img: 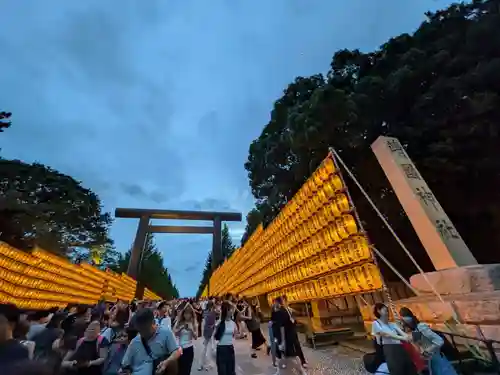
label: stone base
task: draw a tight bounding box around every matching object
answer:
[362,292,500,340]
[410,264,500,295]
[360,266,500,343]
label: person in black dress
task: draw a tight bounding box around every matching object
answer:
[273,296,307,374]
[241,302,270,359]
[193,302,203,338]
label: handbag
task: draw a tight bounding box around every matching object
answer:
[363,338,385,373]
[401,341,427,373]
[363,352,384,374]
[141,336,178,375]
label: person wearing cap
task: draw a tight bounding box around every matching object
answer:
[120,308,181,375]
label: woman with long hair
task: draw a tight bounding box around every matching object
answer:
[241,301,270,359]
[272,296,306,375]
[213,301,237,375]
[399,307,458,375]
[198,300,217,371]
[371,303,417,375]
[234,300,248,339]
[174,304,197,375]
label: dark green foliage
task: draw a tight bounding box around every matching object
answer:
[0,158,113,256]
[244,0,500,280]
[240,207,263,246]
[196,224,235,297]
[110,234,179,299]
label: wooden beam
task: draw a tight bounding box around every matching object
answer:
[148,225,214,234]
[115,208,242,222]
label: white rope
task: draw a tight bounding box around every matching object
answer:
[370,246,420,296]
[330,148,453,316]
[330,150,399,317]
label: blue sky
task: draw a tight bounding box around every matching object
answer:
[0,0,452,296]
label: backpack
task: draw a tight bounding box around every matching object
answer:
[362,339,385,373]
[363,352,384,374]
[76,335,105,352]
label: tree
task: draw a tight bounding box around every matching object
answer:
[0,112,11,133]
[221,223,236,259]
[110,234,179,299]
[196,252,213,298]
[240,207,263,246]
[196,224,236,297]
[0,159,113,256]
[244,0,500,281]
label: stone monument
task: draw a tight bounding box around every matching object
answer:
[363,136,500,342]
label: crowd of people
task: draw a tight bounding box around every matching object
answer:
[0,293,309,375]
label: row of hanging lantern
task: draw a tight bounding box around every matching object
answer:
[244,235,372,295]
[209,157,338,294]
[209,154,383,299]
[266,263,383,304]
[0,242,161,309]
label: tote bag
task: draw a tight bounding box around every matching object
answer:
[401,341,426,373]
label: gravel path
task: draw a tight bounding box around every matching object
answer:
[190,335,368,375]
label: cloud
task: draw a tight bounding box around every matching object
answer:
[0,0,454,296]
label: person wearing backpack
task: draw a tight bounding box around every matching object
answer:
[101,323,128,375]
[61,320,109,375]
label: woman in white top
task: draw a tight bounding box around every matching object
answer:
[213,301,238,375]
[371,303,417,375]
[174,304,198,375]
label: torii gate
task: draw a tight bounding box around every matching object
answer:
[115,208,242,299]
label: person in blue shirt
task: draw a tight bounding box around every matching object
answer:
[120,308,180,375]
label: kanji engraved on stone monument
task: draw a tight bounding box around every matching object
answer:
[386,138,407,159]
[400,163,421,180]
[415,186,439,211]
[435,219,461,241]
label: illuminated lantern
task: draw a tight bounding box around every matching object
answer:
[334,194,350,214]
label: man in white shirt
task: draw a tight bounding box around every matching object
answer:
[156,301,172,328]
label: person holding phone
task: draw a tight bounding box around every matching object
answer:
[120,309,180,375]
[173,304,197,375]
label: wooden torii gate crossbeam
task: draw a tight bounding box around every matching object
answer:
[115,208,242,299]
